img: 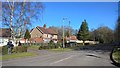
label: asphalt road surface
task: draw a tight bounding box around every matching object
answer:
[2,50,117,66]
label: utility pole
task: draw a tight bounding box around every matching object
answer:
[69,21,70,37]
[68,21,70,43]
[62,18,67,48]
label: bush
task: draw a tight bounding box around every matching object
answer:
[38,46,43,50]
[49,40,54,44]
[14,46,28,53]
[42,46,46,49]
[54,44,59,48]
[57,43,62,48]
[39,45,48,50]
[2,45,28,55]
[2,45,8,55]
[0,47,2,53]
[38,43,62,50]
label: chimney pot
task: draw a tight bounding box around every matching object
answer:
[43,24,46,29]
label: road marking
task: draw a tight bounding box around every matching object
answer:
[50,55,74,65]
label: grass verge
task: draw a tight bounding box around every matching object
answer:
[113,51,120,63]
[0,52,37,60]
[49,48,73,52]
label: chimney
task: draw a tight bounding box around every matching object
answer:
[43,24,46,29]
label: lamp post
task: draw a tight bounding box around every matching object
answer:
[62,18,67,48]
[68,21,71,43]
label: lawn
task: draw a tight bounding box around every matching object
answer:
[0,52,37,60]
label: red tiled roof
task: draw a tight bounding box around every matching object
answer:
[20,38,26,41]
[46,28,57,34]
[66,36,77,40]
[0,28,11,37]
[37,26,57,35]
[70,36,77,40]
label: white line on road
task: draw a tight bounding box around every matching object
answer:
[50,55,75,65]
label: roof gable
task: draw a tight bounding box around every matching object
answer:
[36,26,57,35]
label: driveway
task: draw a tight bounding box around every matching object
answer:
[2,49,117,67]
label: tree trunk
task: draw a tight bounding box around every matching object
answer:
[8,1,15,41]
[83,40,85,45]
[25,39,26,44]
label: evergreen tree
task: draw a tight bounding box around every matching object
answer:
[77,20,89,45]
[24,29,31,43]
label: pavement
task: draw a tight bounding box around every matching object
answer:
[2,49,117,67]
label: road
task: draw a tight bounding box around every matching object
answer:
[2,50,117,66]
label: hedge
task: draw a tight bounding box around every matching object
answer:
[38,43,62,50]
[2,46,8,55]
[14,46,28,53]
[2,45,28,55]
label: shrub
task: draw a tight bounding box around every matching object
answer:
[38,43,62,50]
[49,40,54,44]
[38,44,48,50]
[0,47,2,54]
[14,46,28,53]
[57,43,62,48]
[2,45,28,55]
[50,45,55,49]
[45,46,49,49]
[2,45,8,55]
[23,46,28,52]
[38,46,43,50]
[55,44,59,48]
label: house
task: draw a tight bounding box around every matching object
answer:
[0,28,11,46]
[19,38,26,43]
[19,37,44,44]
[66,35,98,46]
[0,28,18,47]
[30,37,43,43]
[65,35,78,47]
[30,24,58,43]
[66,35,77,43]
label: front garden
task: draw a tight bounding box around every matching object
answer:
[0,45,37,60]
[0,41,88,60]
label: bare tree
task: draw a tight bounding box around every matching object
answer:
[48,26,74,40]
[2,1,44,40]
[93,26,114,43]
